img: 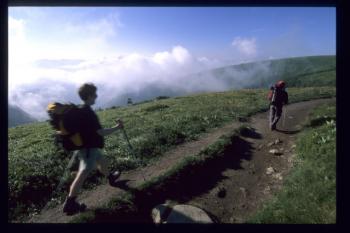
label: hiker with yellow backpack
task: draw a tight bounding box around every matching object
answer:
[267,80,289,131]
[47,83,124,215]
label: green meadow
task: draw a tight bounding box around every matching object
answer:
[8,55,336,222]
[8,86,335,221]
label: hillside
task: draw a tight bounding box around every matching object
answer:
[202,55,335,89]
[8,86,335,222]
[29,98,335,223]
[8,105,38,128]
[106,55,335,108]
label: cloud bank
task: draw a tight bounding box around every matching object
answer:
[9,14,231,120]
[9,45,231,120]
[8,11,284,122]
[8,15,269,121]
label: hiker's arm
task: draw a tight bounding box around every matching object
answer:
[97,127,118,136]
[97,120,123,136]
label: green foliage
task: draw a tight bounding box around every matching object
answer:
[142,104,169,112]
[266,56,336,88]
[8,86,335,222]
[248,103,336,223]
[73,192,139,223]
[305,102,336,127]
[284,70,335,87]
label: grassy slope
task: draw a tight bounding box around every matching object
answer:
[8,55,336,221]
[247,101,336,223]
[8,86,335,221]
[74,101,336,224]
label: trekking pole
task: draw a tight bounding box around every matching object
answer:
[116,120,146,181]
[121,127,134,157]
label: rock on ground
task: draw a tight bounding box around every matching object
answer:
[151,204,213,224]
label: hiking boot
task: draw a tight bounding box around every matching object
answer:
[63,196,86,215]
[108,170,121,186]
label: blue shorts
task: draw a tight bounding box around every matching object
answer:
[73,148,103,173]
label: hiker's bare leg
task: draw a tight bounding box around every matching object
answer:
[68,169,90,197]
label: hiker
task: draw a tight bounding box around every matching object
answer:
[62,83,124,215]
[268,80,288,131]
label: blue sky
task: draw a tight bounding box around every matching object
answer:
[8,7,336,119]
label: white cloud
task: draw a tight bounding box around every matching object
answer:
[9,80,80,120]
[231,37,257,57]
[153,46,191,65]
[9,45,226,120]
[151,46,195,77]
[8,13,234,121]
[197,56,225,69]
[172,45,192,64]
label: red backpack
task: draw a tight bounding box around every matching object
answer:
[267,86,277,102]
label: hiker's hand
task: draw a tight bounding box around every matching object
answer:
[115,119,124,129]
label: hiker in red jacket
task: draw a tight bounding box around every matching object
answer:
[63,83,124,215]
[268,80,288,131]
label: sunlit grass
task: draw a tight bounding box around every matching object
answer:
[8,86,335,222]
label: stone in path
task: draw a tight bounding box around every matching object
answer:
[151,204,213,224]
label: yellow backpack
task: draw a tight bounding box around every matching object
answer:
[47,103,83,151]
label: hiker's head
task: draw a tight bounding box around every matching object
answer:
[276,80,286,89]
[78,83,98,105]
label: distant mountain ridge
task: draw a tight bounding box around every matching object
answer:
[8,105,38,128]
[105,55,335,107]
[209,55,335,88]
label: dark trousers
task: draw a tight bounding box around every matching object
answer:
[269,104,282,129]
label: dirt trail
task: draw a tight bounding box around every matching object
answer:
[185,98,335,223]
[29,98,334,223]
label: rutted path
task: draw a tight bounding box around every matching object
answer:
[184,98,335,223]
[29,98,334,223]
